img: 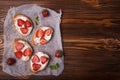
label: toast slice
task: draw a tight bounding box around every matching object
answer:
[13,14,33,36]
[14,39,33,61]
[32,27,53,45]
[30,52,49,73]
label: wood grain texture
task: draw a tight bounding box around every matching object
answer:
[0,0,120,80]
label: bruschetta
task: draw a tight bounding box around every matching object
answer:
[32,27,53,45]
[14,39,33,61]
[13,14,33,36]
[30,52,49,72]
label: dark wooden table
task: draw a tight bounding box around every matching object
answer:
[0,0,120,80]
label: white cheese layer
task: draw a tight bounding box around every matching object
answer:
[21,56,29,61]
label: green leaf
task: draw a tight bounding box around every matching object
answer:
[50,63,59,70]
[58,50,63,56]
[34,16,39,25]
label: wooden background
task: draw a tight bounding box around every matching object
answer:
[0,0,120,80]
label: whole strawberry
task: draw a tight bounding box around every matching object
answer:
[42,9,50,17]
[55,50,63,58]
[7,58,16,65]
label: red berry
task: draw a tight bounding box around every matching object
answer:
[55,50,63,58]
[15,42,24,51]
[42,9,49,17]
[23,48,32,56]
[20,27,28,34]
[7,58,16,65]
[17,19,25,27]
[40,56,48,64]
[40,38,47,45]
[36,29,44,38]
[45,28,52,36]
[15,51,22,59]
[33,63,41,71]
[25,20,32,28]
[32,55,40,63]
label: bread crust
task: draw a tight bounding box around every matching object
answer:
[32,31,36,46]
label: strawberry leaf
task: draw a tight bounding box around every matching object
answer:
[58,50,63,56]
[34,16,39,25]
[50,63,59,70]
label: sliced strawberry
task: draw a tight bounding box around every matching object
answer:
[32,55,40,63]
[15,42,24,51]
[36,29,44,38]
[45,29,52,36]
[25,20,32,28]
[15,51,22,59]
[41,31,45,39]
[20,27,28,34]
[32,63,41,71]
[23,48,32,56]
[40,56,48,64]
[17,19,25,27]
[40,38,47,45]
